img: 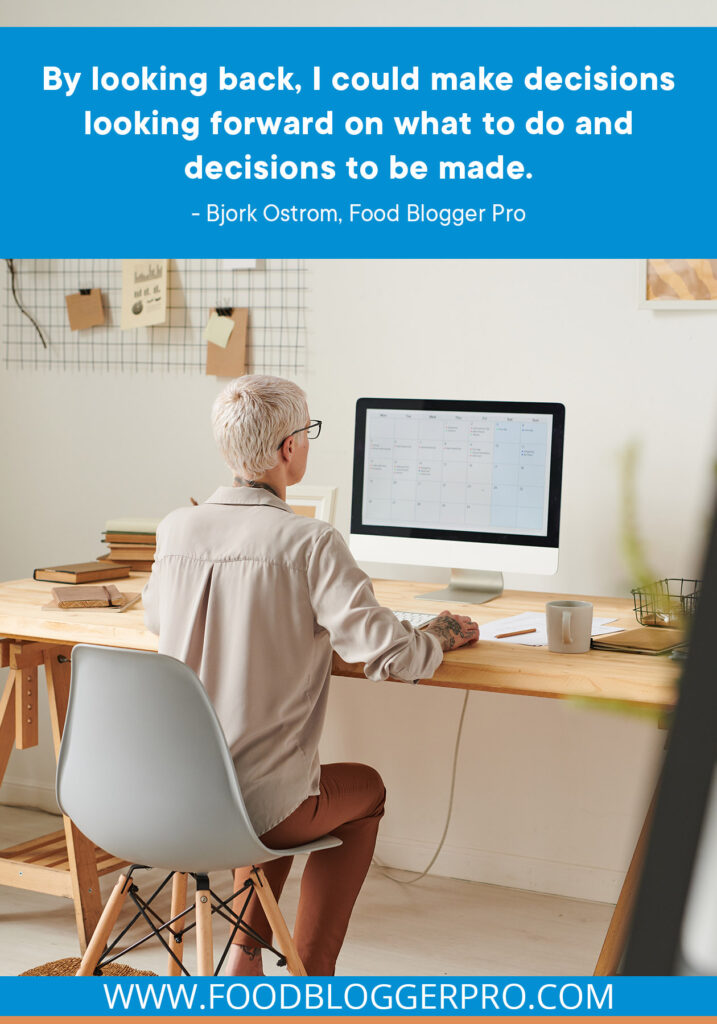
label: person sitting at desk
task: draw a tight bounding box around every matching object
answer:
[142,374,479,977]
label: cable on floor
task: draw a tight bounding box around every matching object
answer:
[372,689,470,885]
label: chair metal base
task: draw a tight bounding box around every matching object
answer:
[76,866,301,977]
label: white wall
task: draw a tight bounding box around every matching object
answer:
[2,259,715,904]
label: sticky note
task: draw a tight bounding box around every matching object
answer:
[65,289,105,330]
[203,311,235,348]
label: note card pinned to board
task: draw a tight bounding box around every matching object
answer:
[65,288,105,330]
[206,307,248,377]
[120,259,168,330]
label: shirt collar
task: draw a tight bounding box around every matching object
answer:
[204,484,294,513]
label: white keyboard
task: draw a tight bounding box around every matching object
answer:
[391,609,437,629]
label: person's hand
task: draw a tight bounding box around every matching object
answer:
[423,610,480,651]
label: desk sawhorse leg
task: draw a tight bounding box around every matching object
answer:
[593,782,659,975]
[0,640,126,953]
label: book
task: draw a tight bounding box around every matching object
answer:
[98,556,154,572]
[104,516,161,533]
[103,531,156,545]
[34,561,131,584]
[591,626,685,655]
[51,584,125,608]
[106,540,156,548]
[105,545,156,560]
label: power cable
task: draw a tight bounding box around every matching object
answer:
[373,689,470,885]
[5,259,48,349]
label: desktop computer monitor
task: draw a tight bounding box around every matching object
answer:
[350,398,565,603]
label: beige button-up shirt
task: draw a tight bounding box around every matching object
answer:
[142,485,442,835]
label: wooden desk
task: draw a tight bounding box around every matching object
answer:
[0,575,678,964]
[340,581,677,710]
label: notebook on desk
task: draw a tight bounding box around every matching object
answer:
[591,626,685,655]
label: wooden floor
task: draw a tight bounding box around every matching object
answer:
[1,806,613,976]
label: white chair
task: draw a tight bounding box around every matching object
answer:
[56,644,341,976]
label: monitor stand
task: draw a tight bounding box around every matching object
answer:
[416,568,504,605]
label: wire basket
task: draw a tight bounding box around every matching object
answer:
[631,578,701,627]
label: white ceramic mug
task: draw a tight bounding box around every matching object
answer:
[546,600,593,654]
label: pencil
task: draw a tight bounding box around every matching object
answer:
[495,627,537,639]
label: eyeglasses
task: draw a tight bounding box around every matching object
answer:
[277,419,322,449]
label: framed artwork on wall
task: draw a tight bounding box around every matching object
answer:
[286,485,338,524]
[639,259,717,309]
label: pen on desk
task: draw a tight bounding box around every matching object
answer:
[495,627,537,639]
[117,593,142,614]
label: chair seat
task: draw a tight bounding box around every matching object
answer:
[264,833,343,859]
[160,833,343,876]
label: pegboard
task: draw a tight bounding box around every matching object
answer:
[2,259,306,374]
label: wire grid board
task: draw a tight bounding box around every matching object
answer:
[2,259,306,373]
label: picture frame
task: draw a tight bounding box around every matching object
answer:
[639,259,717,310]
[285,484,338,524]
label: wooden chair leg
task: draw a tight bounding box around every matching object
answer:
[76,874,131,976]
[251,867,307,976]
[168,872,188,975]
[195,883,214,976]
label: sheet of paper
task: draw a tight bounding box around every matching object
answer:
[203,311,234,348]
[120,259,168,329]
[223,259,257,270]
[65,288,105,330]
[206,307,248,377]
[590,622,624,637]
[480,612,622,646]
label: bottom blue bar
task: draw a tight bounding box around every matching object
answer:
[0,975,716,1016]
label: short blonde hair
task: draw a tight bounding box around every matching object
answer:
[211,375,308,478]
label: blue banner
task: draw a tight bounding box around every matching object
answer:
[0,27,715,256]
[1,975,717,1016]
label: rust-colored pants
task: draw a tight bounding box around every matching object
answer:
[233,762,386,976]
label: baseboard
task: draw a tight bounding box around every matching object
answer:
[0,786,621,903]
[375,834,621,904]
[0,779,59,815]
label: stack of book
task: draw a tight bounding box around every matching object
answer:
[99,517,160,572]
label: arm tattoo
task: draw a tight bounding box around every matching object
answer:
[425,615,464,650]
